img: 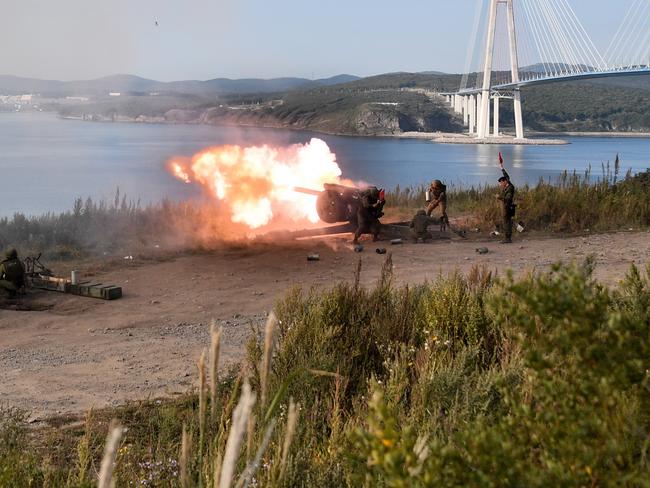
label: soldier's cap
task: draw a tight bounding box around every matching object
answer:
[498,176,509,182]
[431,179,443,188]
[5,248,17,259]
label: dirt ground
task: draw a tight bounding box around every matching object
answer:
[1,229,649,420]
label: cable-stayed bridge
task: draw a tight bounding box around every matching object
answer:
[443,0,650,140]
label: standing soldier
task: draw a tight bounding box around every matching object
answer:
[0,248,26,297]
[425,180,449,231]
[353,187,385,244]
[496,153,515,244]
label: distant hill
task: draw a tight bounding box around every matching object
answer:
[316,74,360,85]
[0,73,361,97]
[520,63,597,74]
[8,70,648,135]
[591,76,650,91]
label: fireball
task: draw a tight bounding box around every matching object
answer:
[167,138,343,229]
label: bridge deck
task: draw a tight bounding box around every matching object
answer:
[442,67,650,96]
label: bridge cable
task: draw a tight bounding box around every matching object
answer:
[551,0,593,73]
[607,0,646,69]
[604,0,640,67]
[566,0,607,71]
[460,0,486,91]
[520,0,555,77]
[619,0,650,68]
[542,0,580,74]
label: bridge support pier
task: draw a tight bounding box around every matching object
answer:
[506,0,525,139]
[468,95,476,134]
[513,89,523,139]
[475,93,483,137]
[477,0,498,139]
[493,96,499,136]
[463,96,469,126]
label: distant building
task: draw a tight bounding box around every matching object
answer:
[109,92,121,97]
[66,96,90,101]
[20,94,32,102]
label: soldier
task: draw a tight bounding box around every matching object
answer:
[410,209,437,242]
[496,156,516,244]
[0,248,26,297]
[353,187,384,244]
[425,179,449,231]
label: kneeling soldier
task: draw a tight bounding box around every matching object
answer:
[0,248,25,297]
[410,209,437,242]
[426,179,449,231]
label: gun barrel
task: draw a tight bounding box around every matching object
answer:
[292,186,322,196]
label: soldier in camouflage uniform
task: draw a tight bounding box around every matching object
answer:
[410,209,437,242]
[425,180,449,231]
[0,248,25,297]
[353,187,384,244]
[496,160,516,244]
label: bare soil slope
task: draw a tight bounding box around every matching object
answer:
[1,230,648,419]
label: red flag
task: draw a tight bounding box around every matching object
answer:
[498,152,504,165]
[379,189,385,202]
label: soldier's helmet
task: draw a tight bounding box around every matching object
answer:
[416,209,427,216]
[5,248,17,259]
[431,179,443,189]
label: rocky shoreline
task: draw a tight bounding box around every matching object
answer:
[59,112,650,142]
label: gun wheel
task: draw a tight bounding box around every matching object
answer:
[316,190,348,224]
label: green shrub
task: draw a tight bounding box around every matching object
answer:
[389,165,650,234]
[2,260,648,486]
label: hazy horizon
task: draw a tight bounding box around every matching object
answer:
[0,0,637,82]
[0,71,364,83]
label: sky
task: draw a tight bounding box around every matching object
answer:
[0,0,636,81]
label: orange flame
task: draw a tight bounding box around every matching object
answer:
[167,138,343,229]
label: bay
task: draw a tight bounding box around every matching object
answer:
[0,112,648,216]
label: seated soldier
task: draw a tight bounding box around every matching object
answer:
[425,179,449,231]
[410,209,437,242]
[0,248,26,298]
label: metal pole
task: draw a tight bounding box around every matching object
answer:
[478,0,498,139]
[506,0,524,139]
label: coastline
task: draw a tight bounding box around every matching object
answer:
[528,130,650,138]
[55,113,650,141]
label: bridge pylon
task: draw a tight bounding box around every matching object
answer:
[477,0,524,140]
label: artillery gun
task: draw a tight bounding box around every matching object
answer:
[294,183,385,225]
[285,183,465,241]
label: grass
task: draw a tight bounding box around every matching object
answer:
[0,190,249,261]
[1,256,649,486]
[389,162,650,234]
[1,164,649,262]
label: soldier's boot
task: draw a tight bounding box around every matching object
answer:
[0,280,17,298]
[441,214,449,232]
